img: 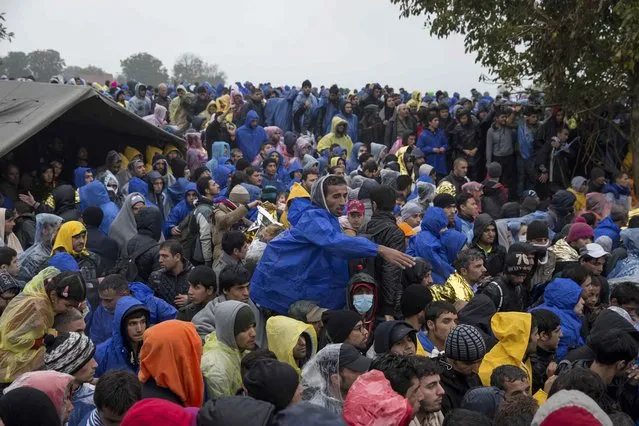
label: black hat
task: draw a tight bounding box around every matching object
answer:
[527,220,548,241]
[243,360,299,411]
[400,284,433,318]
[324,310,361,344]
[433,193,456,208]
[444,324,486,362]
[338,344,371,372]
[188,265,216,290]
[234,306,256,336]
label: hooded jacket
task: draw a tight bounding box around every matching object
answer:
[126,206,162,282]
[347,142,365,174]
[406,207,454,284]
[146,171,171,221]
[237,110,268,160]
[266,316,318,375]
[127,83,152,117]
[94,296,149,377]
[163,183,198,238]
[197,397,275,426]
[363,209,406,317]
[530,278,584,360]
[201,301,251,397]
[346,272,379,335]
[316,116,354,156]
[457,294,498,349]
[250,175,378,314]
[417,127,449,176]
[74,167,92,189]
[594,216,621,251]
[471,214,506,277]
[17,214,63,282]
[49,185,79,222]
[337,110,359,143]
[207,141,231,173]
[439,358,483,415]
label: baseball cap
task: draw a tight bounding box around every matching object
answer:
[579,243,609,260]
[347,200,365,215]
[339,343,372,372]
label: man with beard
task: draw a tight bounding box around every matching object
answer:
[478,244,533,312]
[471,214,507,277]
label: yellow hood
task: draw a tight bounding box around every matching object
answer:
[266,316,317,376]
[330,116,348,134]
[145,146,163,172]
[281,183,310,228]
[163,144,180,157]
[124,146,143,163]
[216,94,231,114]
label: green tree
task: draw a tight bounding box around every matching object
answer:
[391,0,639,188]
[63,65,109,80]
[0,13,13,43]
[172,53,226,86]
[0,51,28,77]
[120,52,169,86]
[27,49,65,80]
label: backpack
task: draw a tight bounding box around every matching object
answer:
[113,240,160,283]
[180,202,215,263]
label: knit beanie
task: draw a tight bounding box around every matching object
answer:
[504,251,533,276]
[324,310,361,344]
[243,360,299,411]
[531,390,612,426]
[229,185,250,206]
[487,162,502,178]
[566,223,594,243]
[444,324,486,362]
[234,306,256,336]
[400,284,433,318]
[400,202,423,221]
[526,220,548,241]
[44,332,96,375]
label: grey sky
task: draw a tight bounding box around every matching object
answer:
[2,0,494,95]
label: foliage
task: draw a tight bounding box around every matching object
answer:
[26,50,65,80]
[63,65,110,80]
[0,13,13,43]
[0,51,28,77]
[120,52,169,86]
[172,53,226,86]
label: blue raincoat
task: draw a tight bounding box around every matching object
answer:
[163,183,198,237]
[236,110,268,160]
[94,296,148,377]
[609,228,639,280]
[529,278,584,360]
[206,141,231,173]
[79,181,119,235]
[594,216,621,250]
[292,91,317,133]
[166,177,189,207]
[442,229,468,264]
[406,207,454,284]
[213,160,235,193]
[417,128,449,176]
[250,177,378,314]
[347,142,365,174]
[74,167,92,189]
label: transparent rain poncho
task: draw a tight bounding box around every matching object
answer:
[17,214,63,282]
[301,343,344,416]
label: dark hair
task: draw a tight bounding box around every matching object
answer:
[562,264,590,286]
[219,264,251,292]
[82,206,104,228]
[302,80,312,88]
[245,166,260,177]
[46,271,86,302]
[628,216,639,229]
[52,307,84,331]
[490,365,528,389]
[443,409,492,426]
[362,160,378,173]
[235,158,250,172]
[371,354,425,397]
[262,158,277,170]
[98,274,129,293]
[590,329,638,365]
[240,348,278,378]
[323,176,347,192]
[454,249,484,271]
[370,185,396,212]
[302,169,319,181]
[549,367,606,404]
[412,355,443,377]
[229,171,249,193]
[456,192,475,210]
[397,175,412,192]
[196,176,213,196]
[187,265,216,291]
[221,231,246,256]
[94,370,141,415]
[358,153,373,165]
[611,282,639,306]
[493,394,538,426]
[425,301,457,324]
[607,412,635,426]
[159,239,183,257]
[0,247,17,267]
[611,204,629,225]
[580,212,596,227]
[329,84,339,95]
[327,165,343,174]
[531,309,561,335]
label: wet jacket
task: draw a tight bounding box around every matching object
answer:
[49,185,80,222]
[439,358,482,415]
[147,260,192,306]
[201,301,249,397]
[457,294,498,350]
[477,274,524,313]
[126,207,162,283]
[406,207,454,285]
[198,396,276,426]
[531,278,585,360]
[417,128,449,175]
[266,316,317,375]
[79,181,119,235]
[452,122,479,152]
[85,224,119,274]
[127,83,152,117]
[432,271,475,304]
[363,210,406,317]
[471,214,506,277]
[316,116,354,156]
[94,297,148,377]
[237,110,268,160]
[163,183,198,238]
[594,216,621,250]
[250,176,378,314]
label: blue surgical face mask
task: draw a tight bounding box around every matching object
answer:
[353,294,374,315]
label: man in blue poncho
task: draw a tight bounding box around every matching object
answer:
[251,175,415,314]
[236,110,268,161]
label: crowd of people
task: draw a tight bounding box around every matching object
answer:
[0,75,636,426]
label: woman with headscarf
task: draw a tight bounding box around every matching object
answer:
[0,209,22,253]
[4,371,74,424]
[0,386,61,426]
[17,213,63,282]
[293,136,313,162]
[185,132,208,172]
[109,193,146,255]
[0,268,86,385]
[138,320,204,407]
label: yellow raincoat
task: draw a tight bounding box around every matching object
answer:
[51,221,88,256]
[163,144,180,158]
[431,271,474,303]
[0,267,60,383]
[215,94,233,124]
[124,146,143,163]
[317,116,353,156]
[478,312,547,404]
[266,316,317,376]
[396,146,410,176]
[145,146,163,172]
[567,188,586,213]
[280,183,310,228]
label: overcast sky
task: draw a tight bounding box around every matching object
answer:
[2,0,494,95]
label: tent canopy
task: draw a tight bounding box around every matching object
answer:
[0,80,184,159]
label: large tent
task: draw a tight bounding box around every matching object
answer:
[0,80,184,160]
